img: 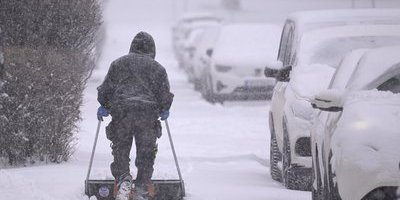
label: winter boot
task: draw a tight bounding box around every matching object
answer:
[115,175,133,200]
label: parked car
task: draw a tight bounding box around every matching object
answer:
[311,45,400,200]
[179,28,205,78]
[172,12,221,63]
[200,23,281,102]
[265,9,400,191]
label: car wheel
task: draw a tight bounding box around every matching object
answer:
[282,128,296,189]
[269,114,282,182]
[200,74,208,98]
[282,119,312,191]
[203,74,222,103]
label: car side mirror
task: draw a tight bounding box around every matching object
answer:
[206,49,213,57]
[276,65,292,82]
[264,61,291,82]
[265,65,292,82]
[264,67,280,78]
[311,89,344,112]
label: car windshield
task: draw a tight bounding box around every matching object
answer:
[299,36,400,68]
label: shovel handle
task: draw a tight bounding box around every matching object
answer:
[86,120,102,183]
[165,119,185,196]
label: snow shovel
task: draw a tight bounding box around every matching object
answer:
[84,119,185,200]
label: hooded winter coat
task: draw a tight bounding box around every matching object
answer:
[97,32,174,117]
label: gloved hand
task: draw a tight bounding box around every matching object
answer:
[97,106,109,121]
[159,110,169,121]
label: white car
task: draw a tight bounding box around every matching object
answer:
[172,12,221,62]
[200,23,281,102]
[264,9,400,191]
[311,45,400,200]
[179,28,205,78]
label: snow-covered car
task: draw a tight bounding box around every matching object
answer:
[264,9,400,191]
[172,12,221,63]
[179,28,205,79]
[189,27,220,90]
[200,23,281,102]
[311,45,400,200]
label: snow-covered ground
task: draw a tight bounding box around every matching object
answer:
[0,0,311,199]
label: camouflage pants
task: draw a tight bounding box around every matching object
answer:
[106,111,161,186]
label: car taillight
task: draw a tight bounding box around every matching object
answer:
[215,65,232,72]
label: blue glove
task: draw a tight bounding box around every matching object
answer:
[97,106,109,121]
[159,110,169,121]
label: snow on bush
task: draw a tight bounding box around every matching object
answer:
[0,0,102,165]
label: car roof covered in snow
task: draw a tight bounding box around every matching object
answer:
[287,9,400,37]
[346,45,400,90]
[297,25,400,66]
[213,23,282,66]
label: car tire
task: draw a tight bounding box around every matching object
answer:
[269,114,282,182]
[282,128,296,190]
[282,119,312,191]
[203,74,222,103]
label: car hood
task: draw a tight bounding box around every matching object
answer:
[331,90,400,176]
[330,90,400,199]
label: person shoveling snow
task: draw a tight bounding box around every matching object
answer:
[97,31,174,200]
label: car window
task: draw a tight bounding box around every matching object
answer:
[300,36,400,68]
[377,73,400,93]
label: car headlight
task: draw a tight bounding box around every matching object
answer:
[352,120,369,130]
[215,65,232,72]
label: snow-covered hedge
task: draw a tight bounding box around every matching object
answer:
[0,0,102,165]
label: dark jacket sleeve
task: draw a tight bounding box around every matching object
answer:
[97,62,117,109]
[155,67,174,112]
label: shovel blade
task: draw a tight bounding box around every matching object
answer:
[85,179,184,200]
